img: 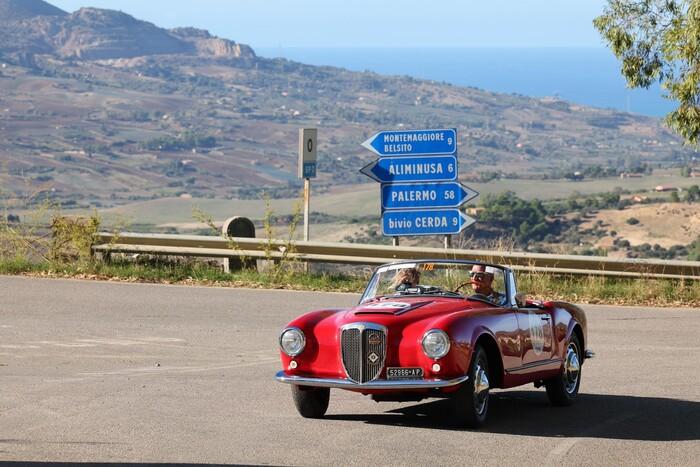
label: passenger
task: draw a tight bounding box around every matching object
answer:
[391,267,420,291]
[469,264,505,305]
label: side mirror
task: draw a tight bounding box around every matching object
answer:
[514,293,527,308]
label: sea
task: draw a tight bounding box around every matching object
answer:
[256,47,674,118]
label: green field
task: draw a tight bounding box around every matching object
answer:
[93,169,698,226]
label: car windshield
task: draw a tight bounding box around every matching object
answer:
[360,261,508,306]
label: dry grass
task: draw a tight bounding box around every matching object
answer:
[2,255,699,307]
[3,201,699,307]
[519,271,700,307]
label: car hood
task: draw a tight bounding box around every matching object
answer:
[335,296,493,327]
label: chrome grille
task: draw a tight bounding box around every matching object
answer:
[341,323,387,383]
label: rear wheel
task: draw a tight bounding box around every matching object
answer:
[545,334,582,406]
[291,385,330,418]
[450,345,490,428]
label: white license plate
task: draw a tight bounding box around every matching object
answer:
[387,367,424,379]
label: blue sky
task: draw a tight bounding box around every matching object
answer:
[50,0,609,48]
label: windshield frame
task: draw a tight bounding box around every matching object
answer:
[359,259,515,306]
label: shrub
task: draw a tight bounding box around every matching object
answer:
[50,214,100,265]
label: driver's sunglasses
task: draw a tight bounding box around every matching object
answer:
[470,272,487,280]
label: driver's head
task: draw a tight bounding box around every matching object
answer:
[394,267,420,288]
[470,264,494,293]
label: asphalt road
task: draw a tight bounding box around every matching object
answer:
[1,276,699,466]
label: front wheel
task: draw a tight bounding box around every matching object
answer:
[545,334,582,406]
[450,345,490,428]
[291,385,330,418]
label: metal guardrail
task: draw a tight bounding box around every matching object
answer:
[93,232,700,280]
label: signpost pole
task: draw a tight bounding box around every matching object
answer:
[298,128,317,274]
[304,178,310,242]
[444,235,452,249]
[393,237,399,247]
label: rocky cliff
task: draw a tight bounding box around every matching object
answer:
[170,27,255,58]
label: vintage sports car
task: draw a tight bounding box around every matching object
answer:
[276,260,593,427]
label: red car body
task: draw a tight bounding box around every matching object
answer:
[276,260,592,427]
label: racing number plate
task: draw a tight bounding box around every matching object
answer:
[387,367,424,380]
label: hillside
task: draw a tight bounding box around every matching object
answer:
[0,0,694,210]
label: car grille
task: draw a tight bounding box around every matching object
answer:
[341,324,387,383]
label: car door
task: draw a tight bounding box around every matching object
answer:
[516,306,555,366]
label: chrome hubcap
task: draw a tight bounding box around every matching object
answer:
[473,363,490,415]
[563,342,580,394]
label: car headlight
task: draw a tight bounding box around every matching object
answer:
[279,327,305,356]
[421,329,450,359]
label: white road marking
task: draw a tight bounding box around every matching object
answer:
[544,412,635,465]
[3,337,189,350]
[43,357,279,383]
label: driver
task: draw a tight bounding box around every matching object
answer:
[469,264,505,305]
[391,267,420,291]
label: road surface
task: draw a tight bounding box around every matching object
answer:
[1,276,699,465]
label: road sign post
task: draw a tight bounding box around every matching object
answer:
[299,128,317,242]
[360,128,478,245]
[381,182,478,210]
[360,155,458,183]
[381,209,476,237]
[362,129,457,157]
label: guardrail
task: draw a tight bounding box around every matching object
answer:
[93,232,700,280]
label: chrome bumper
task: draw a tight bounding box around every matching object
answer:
[275,371,469,390]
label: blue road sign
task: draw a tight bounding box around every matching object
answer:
[381,182,478,210]
[382,209,476,236]
[302,162,316,178]
[362,129,457,157]
[360,155,457,183]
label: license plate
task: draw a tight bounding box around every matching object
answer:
[387,367,424,380]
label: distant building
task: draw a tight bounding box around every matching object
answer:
[655,185,676,192]
[620,172,643,179]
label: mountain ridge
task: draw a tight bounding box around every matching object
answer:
[0,0,67,21]
[0,0,255,60]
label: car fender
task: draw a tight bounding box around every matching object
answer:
[281,308,348,376]
[426,308,509,382]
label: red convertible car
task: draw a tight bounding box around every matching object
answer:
[276,260,593,427]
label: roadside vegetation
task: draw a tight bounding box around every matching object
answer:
[1,208,699,307]
[2,254,699,307]
[2,193,700,307]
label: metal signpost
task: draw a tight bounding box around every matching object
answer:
[381,182,478,210]
[359,155,458,183]
[360,128,477,247]
[361,128,457,157]
[382,209,476,236]
[299,128,317,242]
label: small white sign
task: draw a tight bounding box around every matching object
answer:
[298,128,317,179]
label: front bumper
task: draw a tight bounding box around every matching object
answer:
[275,371,469,390]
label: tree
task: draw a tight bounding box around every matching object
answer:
[685,184,700,201]
[594,1,700,144]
